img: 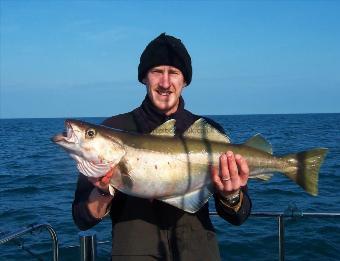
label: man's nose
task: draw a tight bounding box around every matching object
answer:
[159,72,170,88]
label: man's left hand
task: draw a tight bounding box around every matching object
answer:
[211,151,249,198]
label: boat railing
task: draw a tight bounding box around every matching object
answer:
[211,204,340,261]
[0,222,59,261]
[1,205,340,261]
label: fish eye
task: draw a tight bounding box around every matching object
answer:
[86,128,96,138]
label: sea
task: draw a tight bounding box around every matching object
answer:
[1,113,340,261]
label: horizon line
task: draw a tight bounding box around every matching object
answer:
[1,112,339,120]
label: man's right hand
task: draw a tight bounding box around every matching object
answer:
[88,167,116,193]
[87,167,116,219]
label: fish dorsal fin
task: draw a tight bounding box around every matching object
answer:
[244,134,273,154]
[150,119,176,137]
[183,118,230,143]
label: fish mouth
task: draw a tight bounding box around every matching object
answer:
[52,120,78,144]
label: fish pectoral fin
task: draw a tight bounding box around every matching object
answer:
[159,185,214,213]
[250,174,273,181]
[121,173,134,189]
[182,118,230,143]
[150,119,176,137]
[244,134,273,154]
[117,160,134,189]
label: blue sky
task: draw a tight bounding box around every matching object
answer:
[1,0,339,119]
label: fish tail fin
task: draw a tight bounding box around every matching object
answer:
[282,148,328,196]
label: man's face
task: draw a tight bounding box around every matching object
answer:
[143,65,186,116]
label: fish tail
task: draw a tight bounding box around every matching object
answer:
[282,148,328,196]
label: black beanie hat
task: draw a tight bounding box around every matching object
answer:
[138,33,192,85]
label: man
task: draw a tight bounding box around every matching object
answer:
[73,33,251,260]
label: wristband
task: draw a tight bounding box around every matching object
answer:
[221,190,241,207]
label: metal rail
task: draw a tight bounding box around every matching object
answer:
[210,206,340,261]
[1,208,340,261]
[0,222,59,261]
[78,207,340,261]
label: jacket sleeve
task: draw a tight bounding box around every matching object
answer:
[214,186,252,226]
[72,173,102,230]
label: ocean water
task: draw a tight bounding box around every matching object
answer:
[1,114,339,260]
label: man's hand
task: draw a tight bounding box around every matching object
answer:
[87,167,116,219]
[211,151,249,198]
[88,167,115,193]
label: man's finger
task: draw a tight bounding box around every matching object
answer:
[220,153,230,181]
[227,151,239,180]
[210,165,224,192]
[235,154,249,186]
[100,167,116,185]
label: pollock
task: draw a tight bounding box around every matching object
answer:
[52,118,328,213]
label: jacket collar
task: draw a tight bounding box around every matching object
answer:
[141,95,185,119]
[135,95,186,134]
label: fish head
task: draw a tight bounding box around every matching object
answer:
[52,119,125,177]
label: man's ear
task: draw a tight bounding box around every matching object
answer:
[142,78,147,84]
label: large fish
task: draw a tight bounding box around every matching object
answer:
[52,118,327,213]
